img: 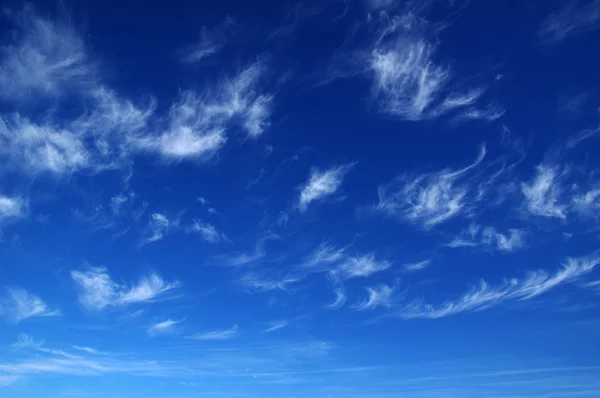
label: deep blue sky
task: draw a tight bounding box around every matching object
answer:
[1,0,600,397]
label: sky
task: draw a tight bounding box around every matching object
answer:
[0,0,600,397]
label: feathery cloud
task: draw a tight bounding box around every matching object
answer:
[263,320,289,333]
[139,213,178,246]
[188,325,238,340]
[302,242,348,270]
[71,267,179,311]
[404,259,432,271]
[398,253,600,319]
[0,6,95,100]
[1,287,60,323]
[363,13,498,121]
[181,17,235,64]
[326,288,347,309]
[298,163,354,212]
[333,254,391,280]
[374,145,486,228]
[447,225,526,252]
[539,0,600,45]
[189,219,220,243]
[521,163,568,219]
[0,195,27,223]
[352,284,396,310]
[239,273,300,292]
[148,318,185,336]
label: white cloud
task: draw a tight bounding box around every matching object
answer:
[0,195,27,223]
[0,6,95,100]
[398,253,600,319]
[11,334,44,350]
[447,225,526,252]
[239,273,300,292]
[71,267,179,311]
[567,124,600,149]
[136,60,273,161]
[1,287,60,323]
[181,17,235,64]
[189,219,220,243]
[220,234,279,267]
[302,242,348,269]
[333,254,391,280]
[364,13,498,121]
[539,0,600,45]
[148,318,185,336]
[573,188,600,217]
[521,163,568,219]
[374,145,486,228]
[0,115,90,175]
[263,320,289,333]
[404,259,432,271]
[326,288,347,309]
[188,325,238,340]
[298,163,354,212]
[139,213,178,246]
[352,284,396,311]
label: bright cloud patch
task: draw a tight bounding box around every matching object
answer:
[71,267,179,311]
[298,163,354,211]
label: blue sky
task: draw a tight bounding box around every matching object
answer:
[1,0,600,396]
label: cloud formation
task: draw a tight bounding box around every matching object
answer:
[1,288,60,323]
[71,267,179,311]
[148,318,185,336]
[447,225,526,252]
[352,284,396,311]
[188,325,238,340]
[539,0,600,45]
[363,13,500,121]
[0,195,27,223]
[298,163,354,212]
[521,163,569,219]
[398,253,600,319]
[181,17,235,64]
[373,145,487,228]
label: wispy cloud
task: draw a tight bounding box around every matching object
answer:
[573,188,600,218]
[404,259,432,271]
[136,60,273,161]
[1,287,60,323]
[521,163,569,219]
[539,0,600,45]
[352,284,396,311]
[181,17,235,64]
[189,219,221,243]
[263,320,289,333]
[333,254,392,280]
[139,213,179,246]
[398,253,600,319]
[239,272,300,292]
[298,163,354,212]
[447,224,526,252]
[0,5,95,100]
[566,123,600,149]
[363,13,498,121]
[373,145,487,228]
[302,242,348,270]
[188,325,238,340]
[0,195,27,223]
[220,234,279,267]
[326,288,347,309]
[148,318,185,336]
[71,267,179,311]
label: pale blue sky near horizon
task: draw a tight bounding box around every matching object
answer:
[1,0,600,397]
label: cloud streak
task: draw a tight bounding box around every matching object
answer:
[0,288,60,323]
[188,325,238,340]
[298,163,354,212]
[539,0,600,45]
[373,145,487,228]
[398,253,600,319]
[71,267,179,311]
